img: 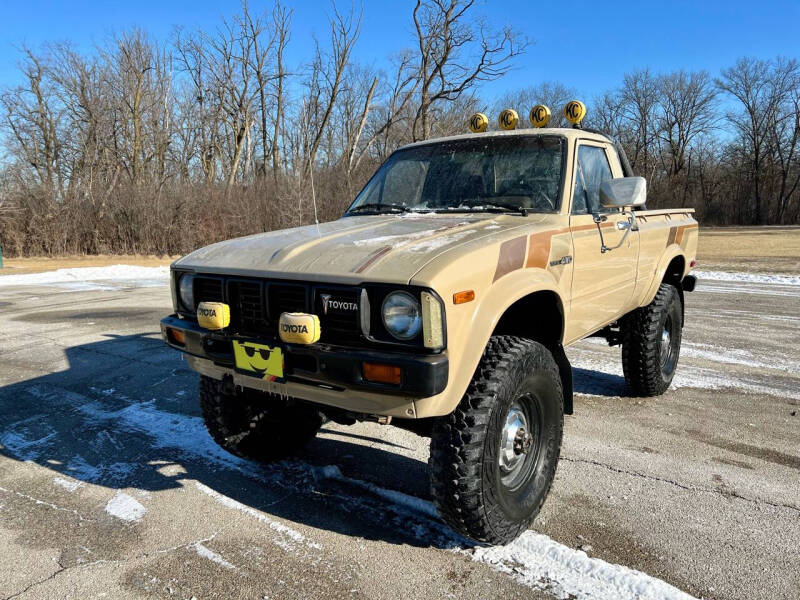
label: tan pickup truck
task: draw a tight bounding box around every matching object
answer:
[161,103,698,544]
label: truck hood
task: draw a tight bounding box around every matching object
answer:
[174,214,538,284]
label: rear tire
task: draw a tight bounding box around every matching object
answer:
[429,336,563,544]
[199,375,323,462]
[621,282,683,396]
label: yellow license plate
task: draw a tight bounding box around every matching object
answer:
[232,341,284,380]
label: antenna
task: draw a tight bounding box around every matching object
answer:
[310,163,321,236]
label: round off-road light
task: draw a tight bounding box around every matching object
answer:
[178,273,195,311]
[382,291,422,340]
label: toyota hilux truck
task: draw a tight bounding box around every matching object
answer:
[161,102,698,544]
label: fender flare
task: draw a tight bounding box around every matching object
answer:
[639,246,687,307]
[439,268,568,416]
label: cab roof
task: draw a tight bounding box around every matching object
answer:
[399,127,613,151]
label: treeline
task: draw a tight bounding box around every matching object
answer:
[0,1,797,257]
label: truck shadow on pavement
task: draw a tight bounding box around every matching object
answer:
[572,367,630,397]
[0,333,466,549]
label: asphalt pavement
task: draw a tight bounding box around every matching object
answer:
[0,275,797,599]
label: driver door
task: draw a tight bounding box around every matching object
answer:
[565,142,639,343]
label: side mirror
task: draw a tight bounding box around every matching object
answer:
[600,177,646,209]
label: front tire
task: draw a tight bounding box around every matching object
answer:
[429,336,563,544]
[621,282,683,396]
[199,375,323,462]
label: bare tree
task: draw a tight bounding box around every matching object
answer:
[717,57,800,223]
[619,69,661,176]
[411,0,527,141]
[657,70,717,178]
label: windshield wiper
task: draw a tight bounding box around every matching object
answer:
[440,202,529,216]
[347,203,411,214]
[481,202,529,216]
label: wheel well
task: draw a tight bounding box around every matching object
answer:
[663,255,685,287]
[492,291,573,415]
[492,290,564,346]
[663,255,686,319]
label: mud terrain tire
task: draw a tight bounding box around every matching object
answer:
[621,282,683,396]
[199,375,323,462]
[429,336,563,544]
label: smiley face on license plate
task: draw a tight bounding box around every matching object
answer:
[232,341,284,381]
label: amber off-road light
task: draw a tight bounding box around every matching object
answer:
[363,362,402,385]
[498,108,519,130]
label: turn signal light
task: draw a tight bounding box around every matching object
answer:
[363,362,402,385]
[453,290,475,304]
[166,327,185,345]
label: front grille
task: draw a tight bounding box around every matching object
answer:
[194,277,224,303]
[316,288,362,345]
[269,283,308,318]
[188,274,365,347]
[228,279,265,332]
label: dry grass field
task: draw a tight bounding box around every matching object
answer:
[698,226,800,273]
[1,226,798,275]
[0,254,178,275]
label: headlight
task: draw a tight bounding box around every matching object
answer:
[382,291,422,340]
[178,273,195,311]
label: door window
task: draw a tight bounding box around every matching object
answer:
[572,145,613,214]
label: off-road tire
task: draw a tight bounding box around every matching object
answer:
[199,375,323,462]
[429,336,563,544]
[621,282,683,396]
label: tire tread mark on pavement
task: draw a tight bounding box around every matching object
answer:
[561,456,800,514]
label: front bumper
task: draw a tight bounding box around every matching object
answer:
[160,315,449,398]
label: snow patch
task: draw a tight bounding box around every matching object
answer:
[352,230,437,247]
[694,270,799,286]
[53,477,82,492]
[0,265,169,290]
[105,491,147,522]
[195,482,321,550]
[193,542,237,570]
[314,464,439,519]
[472,531,696,600]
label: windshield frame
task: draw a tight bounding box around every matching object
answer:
[344,134,568,217]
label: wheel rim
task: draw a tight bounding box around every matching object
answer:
[659,315,678,375]
[498,398,540,489]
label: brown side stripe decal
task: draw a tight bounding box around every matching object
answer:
[493,235,527,282]
[354,245,392,273]
[666,223,697,248]
[527,231,558,269]
[675,223,698,246]
[526,222,613,269]
[666,226,678,247]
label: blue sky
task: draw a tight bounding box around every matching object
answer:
[1,0,799,102]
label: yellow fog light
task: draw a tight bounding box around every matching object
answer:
[197,302,230,330]
[278,312,321,345]
[421,291,444,350]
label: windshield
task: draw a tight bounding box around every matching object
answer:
[346,135,565,215]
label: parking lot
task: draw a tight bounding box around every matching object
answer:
[0,271,798,599]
